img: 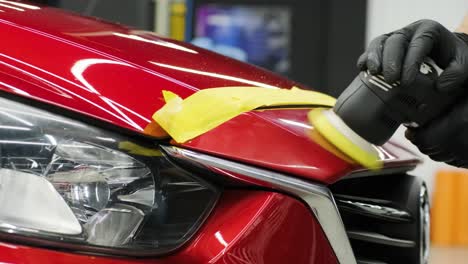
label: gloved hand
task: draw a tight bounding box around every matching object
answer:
[359,19,468,167]
[358,19,468,91]
[405,95,468,167]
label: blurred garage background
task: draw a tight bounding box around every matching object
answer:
[32,0,468,262]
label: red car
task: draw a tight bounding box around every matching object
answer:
[0,2,429,264]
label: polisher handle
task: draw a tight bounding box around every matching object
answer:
[334,59,462,145]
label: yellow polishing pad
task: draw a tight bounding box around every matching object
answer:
[308,108,383,170]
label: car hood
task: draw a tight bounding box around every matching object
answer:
[0,4,419,184]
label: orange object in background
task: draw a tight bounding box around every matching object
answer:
[432,170,468,246]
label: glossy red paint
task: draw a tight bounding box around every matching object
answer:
[0,4,419,184]
[0,190,337,264]
[0,4,296,133]
[181,108,420,184]
[0,3,425,263]
[181,109,354,183]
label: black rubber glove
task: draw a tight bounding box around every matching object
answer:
[407,34,468,167]
[359,20,468,167]
[357,19,468,92]
[405,93,468,167]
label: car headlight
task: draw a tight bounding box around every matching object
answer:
[0,97,219,256]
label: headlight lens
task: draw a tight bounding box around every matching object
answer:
[0,97,218,256]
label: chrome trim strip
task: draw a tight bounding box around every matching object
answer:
[420,184,430,264]
[342,166,418,180]
[161,146,357,264]
[347,230,415,248]
[336,199,411,222]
